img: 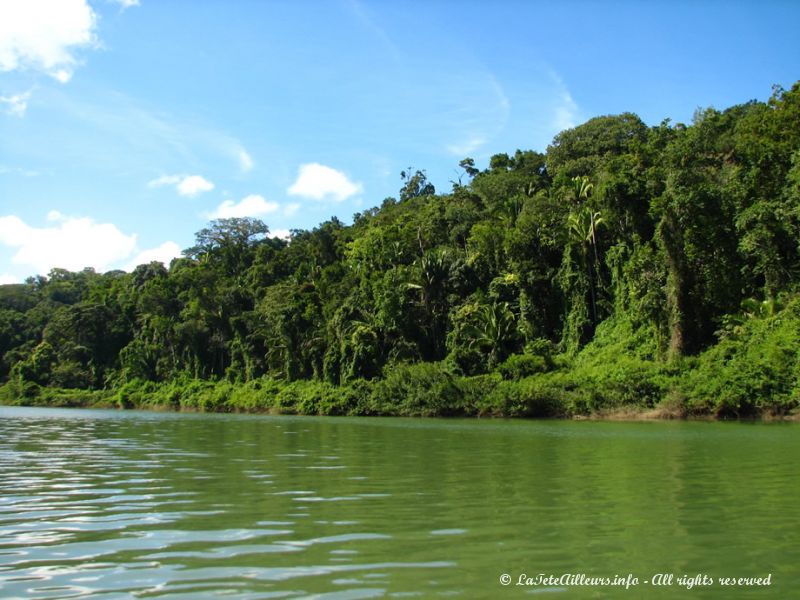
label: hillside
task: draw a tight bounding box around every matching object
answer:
[2,82,800,418]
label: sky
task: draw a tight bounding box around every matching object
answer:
[0,0,799,283]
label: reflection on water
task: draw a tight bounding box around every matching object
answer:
[0,406,797,598]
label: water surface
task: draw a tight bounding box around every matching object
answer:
[0,406,797,598]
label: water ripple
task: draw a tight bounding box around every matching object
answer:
[1,406,798,598]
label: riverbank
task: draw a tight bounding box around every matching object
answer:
[2,364,797,421]
[4,295,799,422]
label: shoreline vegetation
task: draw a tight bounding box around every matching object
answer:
[3,304,800,421]
[2,82,800,421]
[0,382,800,422]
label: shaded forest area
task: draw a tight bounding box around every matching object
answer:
[2,83,800,418]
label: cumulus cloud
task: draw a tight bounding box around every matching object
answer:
[0,0,98,83]
[148,174,215,197]
[206,194,280,219]
[0,212,183,275]
[177,175,215,196]
[287,163,363,202]
[0,91,32,117]
[125,241,182,271]
[0,213,137,273]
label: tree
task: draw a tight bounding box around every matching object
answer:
[459,157,479,178]
[407,248,454,359]
[466,302,518,369]
[566,177,605,328]
[399,168,435,201]
[546,112,648,183]
[185,218,269,275]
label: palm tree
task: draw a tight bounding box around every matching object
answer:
[572,175,594,204]
[467,302,516,368]
[407,249,453,358]
[567,177,605,326]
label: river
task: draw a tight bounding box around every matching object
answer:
[0,406,797,598]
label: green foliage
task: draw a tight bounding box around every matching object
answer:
[682,297,800,416]
[0,380,112,408]
[446,298,521,375]
[273,380,360,415]
[556,314,677,413]
[399,168,435,201]
[497,353,551,380]
[370,362,465,416]
[546,112,648,183]
[483,377,568,417]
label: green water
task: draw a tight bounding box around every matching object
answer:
[0,407,797,599]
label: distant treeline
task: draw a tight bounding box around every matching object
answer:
[2,82,800,418]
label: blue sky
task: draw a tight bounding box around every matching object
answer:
[1,0,798,283]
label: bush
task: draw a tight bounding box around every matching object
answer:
[683,299,800,417]
[370,362,465,416]
[274,380,327,414]
[459,373,502,415]
[484,376,568,417]
[497,353,549,380]
[227,378,283,412]
[115,378,156,408]
[592,358,672,407]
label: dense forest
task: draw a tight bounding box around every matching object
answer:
[2,82,800,418]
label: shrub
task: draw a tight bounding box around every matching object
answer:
[460,373,502,416]
[371,362,465,416]
[484,376,568,417]
[227,378,283,412]
[683,298,800,417]
[497,353,549,380]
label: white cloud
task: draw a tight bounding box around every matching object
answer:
[206,194,280,219]
[177,175,214,196]
[554,90,579,131]
[125,241,181,271]
[543,69,580,133]
[148,174,181,187]
[148,174,214,197]
[52,69,73,83]
[0,91,32,117]
[0,213,137,273]
[113,0,140,8]
[271,229,292,241]
[238,149,254,172]
[446,136,487,157]
[287,163,363,202]
[0,0,98,83]
[0,165,40,177]
[0,212,181,275]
